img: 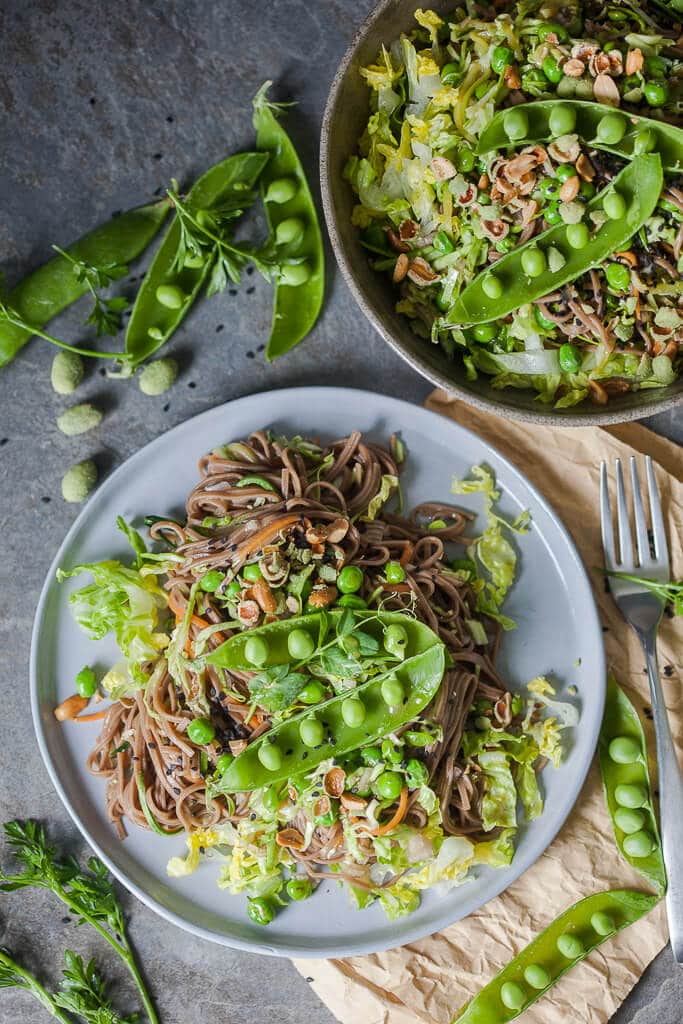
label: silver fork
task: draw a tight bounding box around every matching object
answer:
[601,455,683,962]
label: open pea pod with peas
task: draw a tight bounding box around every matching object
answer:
[206,610,445,792]
[448,154,663,327]
[476,100,683,174]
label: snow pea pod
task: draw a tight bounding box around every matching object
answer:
[0,200,169,370]
[451,889,660,1023]
[125,153,268,367]
[448,154,662,326]
[253,82,324,361]
[476,100,683,174]
[599,674,666,894]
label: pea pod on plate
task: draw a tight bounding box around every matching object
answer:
[599,674,666,894]
[253,82,325,360]
[448,154,663,326]
[125,152,269,367]
[451,889,660,1023]
[0,201,170,369]
[476,100,683,174]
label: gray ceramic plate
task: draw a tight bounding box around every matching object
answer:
[320,0,683,425]
[31,386,605,957]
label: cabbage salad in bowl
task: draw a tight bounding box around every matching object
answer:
[345,0,683,408]
[55,430,576,926]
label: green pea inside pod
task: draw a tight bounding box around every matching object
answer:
[258,741,283,770]
[549,105,577,137]
[155,283,185,309]
[244,635,269,667]
[265,177,298,204]
[482,274,503,299]
[299,716,324,748]
[500,981,526,1011]
[596,113,627,145]
[591,911,616,936]
[341,697,366,727]
[523,964,550,989]
[614,807,646,834]
[556,933,584,959]
[521,246,546,278]
[287,628,315,660]
[608,735,641,764]
[275,217,305,247]
[384,624,408,659]
[503,108,529,142]
[280,262,311,287]
[566,223,590,250]
[615,783,649,808]
[183,250,205,269]
[603,191,627,221]
[623,830,656,858]
[634,129,656,155]
[380,675,404,706]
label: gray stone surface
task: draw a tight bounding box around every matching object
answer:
[0,1,681,1021]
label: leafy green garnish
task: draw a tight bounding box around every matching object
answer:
[605,570,683,614]
[52,245,129,337]
[247,665,309,712]
[55,950,139,1024]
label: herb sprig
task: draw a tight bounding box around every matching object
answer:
[605,570,683,614]
[0,821,157,1024]
[52,247,129,337]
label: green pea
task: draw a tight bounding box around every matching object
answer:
[341,697,366,727]
[482,274,503,299]
[477,192,491,206]
[579,180,596,200]
[491,45,513,74]
[183,251,205,269]
[187,717,216,745]
[244,636,269,666]
[549,106,576,136]
[338,565,364,593]
[441,62,460,85]
[535,307,555,330]
[591,911,616,936]
[75,666,97,699]
[384,624,408,659]
[644,80,668,107]
[495,236,514,254]
[538,22,568,42]
[215,752,234,775]
[455,145,476,173]
[275,217,305,246]
[556,164,577,183]
[500,982,526,1011]
[566,223,589,249]
[596,114,626,145]
[265,177,298,204]
[523,964,550,989]
[521,247,546,277]
[155,283,185,309]
[557,933,584,959]
[300,717,324,748]
[385,560,406,583]
[603,192,626,221]
[559,343,581,374]
[433,230,455,255]
[258,742,283,770]
[375,771,403,800]
[435,287,452,313]
[614,807,646,834]
[298,681,325,705]
[262,785,281,811]
[381,676,404,706]
[338,594,367,609]
[605,262,630,291]
[544,204,562,226]
[633,129,656,155]
[280,262,311,286]
[504,109,529,142]
[199,570,224,592]
[287,628,315,660]
[361,745,382,765]
[615,783,648,809]
[542,55,562,84]
[471,322,496,343]
[286,876,313,901]
[608,735,641,764]
[538,178,560,201]
[406,757,429,787]
[242,563,263,582]
[623,830,656,858]
[381,738,403,765]
[225,579,242,600]
[644,56,667,79]
[247,897,274,926]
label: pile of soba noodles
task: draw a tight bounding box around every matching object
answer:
[61,430,570,921]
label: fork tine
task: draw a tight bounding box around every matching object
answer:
[615,459,634,567]
[630,457,651,567]
[645,455,669,568]
[600,461,617,569]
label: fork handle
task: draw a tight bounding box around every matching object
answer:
[642,633,683,962]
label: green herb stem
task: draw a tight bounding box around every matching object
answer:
[0,949,72,1024]
[0,308,124,361]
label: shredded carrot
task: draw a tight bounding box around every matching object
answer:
[73,709,109,723]
[167,590,226,653]
[234,513,301,562]
[615,250,638,267]
[372,786,409,836]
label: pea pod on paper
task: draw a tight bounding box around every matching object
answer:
[253,82,325,360]
[0,201,170,369]
[448,154,663,327]
[476,100,683,174]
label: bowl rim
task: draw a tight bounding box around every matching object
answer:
[319,0,683,426]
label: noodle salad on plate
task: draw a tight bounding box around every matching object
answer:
[55,430,577,925]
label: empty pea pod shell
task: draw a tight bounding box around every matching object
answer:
[599,674,666,894]
[448,154,662,326]
[476,100,683,174]
[125,152,269,366]
[452,889,660,1023]
[253,82,324,360]
[206,611,445,791]
[0,200,170,370]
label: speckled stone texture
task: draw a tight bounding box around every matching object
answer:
[0,1,681,1022]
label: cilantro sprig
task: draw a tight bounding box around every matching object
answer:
[605,571,683,614]
[52,246,129,337]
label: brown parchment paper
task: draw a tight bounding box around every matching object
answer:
[294,392,683,1024]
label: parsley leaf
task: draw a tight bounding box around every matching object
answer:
[248,665,309,712]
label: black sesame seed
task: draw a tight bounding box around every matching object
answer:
[0,438,8,446]
[173,787,181,795]
[61,916,71,924]
[664,665,674,677]
[216,324,224,333]
[250,812,257,821]
[302,751,308,758]
[246,351,255,359]
[153,152,163,160]
[89,97,96,105]
[229,288,238,296]
[99,367,107,376]
[285,748,293,756]
[246,265,255,276]
[166,114,174,123]
[41,495,51,504]
[188,381,196,389]
[163,403,170,412]
[246,286,255,295]
[257,344,265,352]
